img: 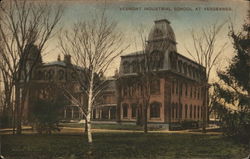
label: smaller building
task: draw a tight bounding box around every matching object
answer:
[92,78,117,121]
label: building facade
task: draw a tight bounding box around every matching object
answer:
[92,78,117,121]
[22,53,85,121]
[117,19,207,128]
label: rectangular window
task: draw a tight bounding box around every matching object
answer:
[122,104,128,118]
[180,83,183,96]
[150,79,160,94]
[185,83,188,96]
[176,81,178,95]
[194,87,196,99]
[190,86,192,98]
[185,104,188,119]
[150,102,161,118]
[190,105,193,119]
[172,81,175,94]
[131,104,137,118]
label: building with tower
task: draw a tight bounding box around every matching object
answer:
[117,19,207,129]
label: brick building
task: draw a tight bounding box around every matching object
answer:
[117,19,207,128]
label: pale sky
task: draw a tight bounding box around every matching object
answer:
[41,0,249,80]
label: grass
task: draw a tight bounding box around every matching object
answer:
[60,123,144,130]
[2,132,249,159]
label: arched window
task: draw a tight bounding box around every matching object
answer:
[123,87,128,97]
[131,61,138,73]
[131,103,137,118]
[153,29,163,38]
[140,60,145,72]
[123,61,130,73]
[178,60,182,73]
[122,103,128,118]
[183,63,187,75]
[36,70,43,80]
[150,102,161,118]
[58,70,65,80]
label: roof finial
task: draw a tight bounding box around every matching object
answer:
[57,54,61,61]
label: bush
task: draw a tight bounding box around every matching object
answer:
[31,99,64,134]
[181,120,199,129]
[221,111,250,144]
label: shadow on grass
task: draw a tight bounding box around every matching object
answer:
[2,132,250,159]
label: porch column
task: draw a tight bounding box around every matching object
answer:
[64,108,66,119]
[108,107,111,120]
[79,108,81,119]
[71,107,74,119]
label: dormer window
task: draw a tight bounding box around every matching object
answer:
[123,61,130,73]
[153,29,163,38]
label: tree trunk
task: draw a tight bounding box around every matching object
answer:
[202,85,207,133]
[86,72,94,144]
[143,103,148,133]
[15,86,22,135]
[85,118,88,133]
[12,106,16,135]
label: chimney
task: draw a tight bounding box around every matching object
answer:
[64,54,71,64]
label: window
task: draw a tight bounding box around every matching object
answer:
[194,87,196,99]
[131,103,137,118]
[123,87,128,96]
[185,104,188,119]
[140,60,145,72]
[197,106,200,119]
[175,103,178,119]
[185,83,188,96]
[179,104,183,119]
[194,105,196,119]
[197,88,200,99]
[180,83,183,96]
[172,81,175,94]
[122,104,128,118]
[190,105,193,119]
[178,61,182,73]
[183,63,187,75]
[58,70,65,80]
[123,61,130,73]
[150,79,160,94]
[150,102,161,118]
[153,29,163,38]
[172,103,175,119]
[190,86,192,98]
[131,61,138,73]
[176,81,178,95]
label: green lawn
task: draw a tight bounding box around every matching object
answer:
[2,132,249,159]
[60,123,143,130]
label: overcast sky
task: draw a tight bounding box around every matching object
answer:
[42,0,249,80]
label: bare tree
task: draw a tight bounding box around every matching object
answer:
[130,24,171,133]
[0,0,63,134]
[185,22,227,132]
[58,11,128,144]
